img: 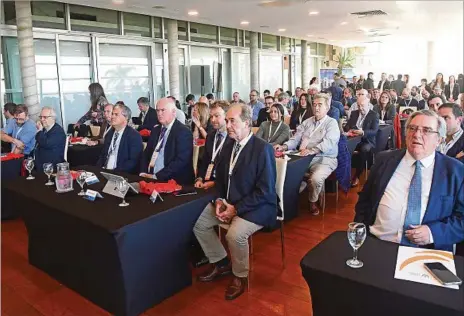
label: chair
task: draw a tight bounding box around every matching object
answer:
[90,126,100,138]
[64,136,70,162]
[284,116,291,125]
[192,145,200,177]
[251,127,259,135]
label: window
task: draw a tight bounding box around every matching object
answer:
[260,54,282,93]
[262,34,278,50]
[318,43,327,56]
[153,17,162,38]
[190,46,219,100]
[244,31,250,48]
[309,42,317,55]
[1,37,23,104]
[238,30,244,47]
[3,1,16,25]
[123,12,150,37]
[281,37,291,53]
[154,44,164,99]
[220,27,237,46]
[31,1,66,29]
[70,4,120,34]
[232,52,250,101]
[190,23,218,44]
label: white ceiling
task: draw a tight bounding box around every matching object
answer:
[66,0,464,47]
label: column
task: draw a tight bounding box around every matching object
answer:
[249,31,259,91]
[15,0,40,120]
[426,41,435,81]
[166,19,180,100]
[301,40,309,89]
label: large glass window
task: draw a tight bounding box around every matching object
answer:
[178,48,187,109]
[295,56,302,88]
[238,30,244,47]
[220,27,237,46]
[1,37,23,104]
[70,5,120,34]
[170,21,188,41]
[190,23,218,44]
[232,52,250,102]
[154,44,164,100]
[31,1,66,29]
[262,34,278,50]
[281,37,292,53]
[60,41,92,127]
[245,31,250,48]
[153,17,162,38]
[222,50,232,100]
[3,1,16,25]
[123,12,150,37]
[190,46,219,100]
[99,43,151,114]
[309,42,317,55]
[318,43,327,56]
[260,54,283,93]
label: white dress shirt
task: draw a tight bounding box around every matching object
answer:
[106,126,125,170]
[441,127,463,154]
[370,151,435,243]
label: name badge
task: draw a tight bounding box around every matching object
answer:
[85,175,100,185]
[149,152,159,169]
[84,189,103,201]
[205,163,214,181]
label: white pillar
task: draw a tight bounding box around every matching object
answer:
[426,41,435,81]
[250,31,259,91]
[301,40,309,89]
[15,0,40,120]
[166,19,179,100]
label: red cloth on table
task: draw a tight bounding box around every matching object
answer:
[139,180,182,195]
[195,139,206,146]
[70,137,83,143]
[139,129,151,137]
[1,153,24,162]
[394,114,402,149]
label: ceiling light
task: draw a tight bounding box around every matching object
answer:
[307,34,314,37]
[340,22,348,25]
[278,28,286,32]
[329,39,335,42]
[112,0,124,4]
[309,11,319,15]
[188,10,199,16]
[241,21,249,25]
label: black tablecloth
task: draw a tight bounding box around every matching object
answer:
[283,155,313,221]
[1,158,24,219]
[67,144,103,168]
[301,231,464,316]
[3,166,215,316]
[346,125,393,156]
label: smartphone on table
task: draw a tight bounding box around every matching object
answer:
[173,188,197,197]
[424,262,462,286]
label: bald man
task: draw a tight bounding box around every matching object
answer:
[140,98,194,184]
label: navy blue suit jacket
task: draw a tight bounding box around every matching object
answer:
[354,150,464,251]
[197,130,234,181]
[97,126,143,174]
[446,132,464,163]
[331,100,345,117]
[141,120,194,185]
[344,110,379,147]
[215,135,277,228]
[35,124,66,171]
[137,107,159,131]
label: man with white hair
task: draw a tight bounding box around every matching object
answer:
[140,98,194,184]
[355,110,464,251]
[347,89,373,119]
[34,106,67,171]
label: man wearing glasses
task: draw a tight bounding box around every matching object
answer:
[346,89,373,119]
[247,89,264,127]
[354,110,464,251]
[0,105,36,156]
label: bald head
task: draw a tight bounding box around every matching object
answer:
[356,89,369,103]
[198,96,208,104]
[156,98,177,125]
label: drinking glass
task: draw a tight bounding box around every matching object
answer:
[43,163,54,186]
[25,158,35,180]
[346,222,367,268]
[76,170,87,196]
[117,179,130,207]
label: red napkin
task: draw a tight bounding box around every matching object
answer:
[195,139,206,146]
[400,113,409,119]
[70,137,83,143]
[139,180,182,195]
[346,131,356,138]
[274,151,284,158]
[1,153,24,162]
[139,129,151,137]
[70,170,79,180]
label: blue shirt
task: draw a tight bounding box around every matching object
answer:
[328,85,343,102]
[6,118,37,155]
[153,120,175,175]
[328,106,341,122]
[3,118,15,133]
[331,100,345,117]
[248,101,265,122]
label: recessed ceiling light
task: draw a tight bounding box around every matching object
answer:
[112,0,124,4]
[309,11,319,15]
[307,34,314,37]
[329,39,335,42]
[241,21,250,25]
[188,10,199,16]
[340,21,348,25]
[278,28,286,32]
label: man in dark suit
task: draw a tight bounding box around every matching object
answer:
[438,103,464,162]
[418,88,430,110]
[398,88,419,112]
[193,104,277,300]
[140,98,194,184]
[391,74,406,96]
[344,97,379,187]
[377,72,391,92]
[363,72,375,91]
[195,101,233,190]
[256,96,273,127]
[97,104,143,174]
[35,107,66,171]
[354,110,464,251]
[135,97,158,131]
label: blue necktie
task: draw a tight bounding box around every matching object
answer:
[401,160,423,246]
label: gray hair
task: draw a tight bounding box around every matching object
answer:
[277,92,289,102]
[312,93,331,109]
[230,103,252,127]
[114,104,132,122]
[406,110,446,139]
[41,106,57,117]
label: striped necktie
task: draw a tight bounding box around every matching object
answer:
[401,160,422,246]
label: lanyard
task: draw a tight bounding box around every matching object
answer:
[103,124,111,138]
[154,128,168,153]
[299,110,307,125]
[357,114,367,129]
[404,98,412,107]
[211,132,226,162]
[307,118,325,139]
[227,133,252,199]
[15,126,24,139]
[268,121,282,142]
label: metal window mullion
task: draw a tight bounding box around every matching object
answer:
[64,3,71,31]
[92,36,99,82]
[186,45,191,93]
[186,21,191,42]
[161,17,165,39]
[150,43,156,103]
[162,43,169,96]
[55,34,66,126]
[217,26,221,45]
[235,29,239,47]
[119,12,124,36]
[242,30,245,48]
[150,16,155,38]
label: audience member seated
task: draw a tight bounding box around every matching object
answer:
[418,88,430,110]
[167,96,186,124]
[185,94,196,119]
[256,103,290,146]
[427,94,445,113]
[389,89,399,107]
[341,88,356,113]
[135,97,158,131]
[373,91,396,124]
[363,72,375,90]
[257,96,273,127]
[205,93,215,106]
[344,96,379,187]
[0,105,36,156]
[398,88,420,111]
[231,92,244,105]
[195,101,233,190]
[248,89,264,126]
[276,93,291,117]
[35,107,66,171]
[96,104,143,174]
[86,103,114,146]
[411,86,422,102]
[2,102,16,133]
[290,93,312,130]
[347,89,372,119]
[370,88,381,106]
[140,98,194,184]
[329,92,345,117]
[438,103,464,161]
[191,102,210,140]
[354,110,464,251]
[194,104,277,301]
[275,94,340,215]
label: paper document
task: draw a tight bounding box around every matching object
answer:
[394,246,459,289]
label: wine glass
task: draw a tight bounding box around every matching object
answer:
[346,222,367,269]
[43,163,54,186]
[117,179,130,207]
[25,158,35,180]
[76,170,87,196]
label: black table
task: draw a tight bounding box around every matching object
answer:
[283,155,313,221]
[67,144,103,168]
[1,157,24,219]
[3,166,215,316]
[346,125,394,156]
[301,231,464,316]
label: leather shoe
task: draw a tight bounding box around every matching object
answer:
[225,276,248,300]
[197,263,232,282]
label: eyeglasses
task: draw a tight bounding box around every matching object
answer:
[406,125,439,136]
[38,115,53,119]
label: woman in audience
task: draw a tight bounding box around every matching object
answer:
[290,93,312,130]
[256,103,290,146]
[404,74,412,90]
[431,72,445,90]
[74,83,108,128]
[191,102,210,140]
[444,75,460,102]
[373,91,396,124]
[309,77,319,86]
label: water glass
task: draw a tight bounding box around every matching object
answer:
[43,163,54,186]
[117,179,130,207]
[346,222,367,268]
[76,170,87,196]
[25,158,35,180]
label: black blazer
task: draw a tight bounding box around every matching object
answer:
[373,104,396,124]
[377,80,391,91]
[418,99,427,110]
[215,135,277,228]
[363,78,375,90]
[391,80,406,96]
[97,126,143,174]
[444,84,460,101]
[398,98,420,112]
[256,108,270,127]
[445,132,464,162]
[141,120,194,185]
[197,129,234,181]
[344,110,379,147]
[137,107,159,131]
[289,108,312,130]
[35,123,66,171]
